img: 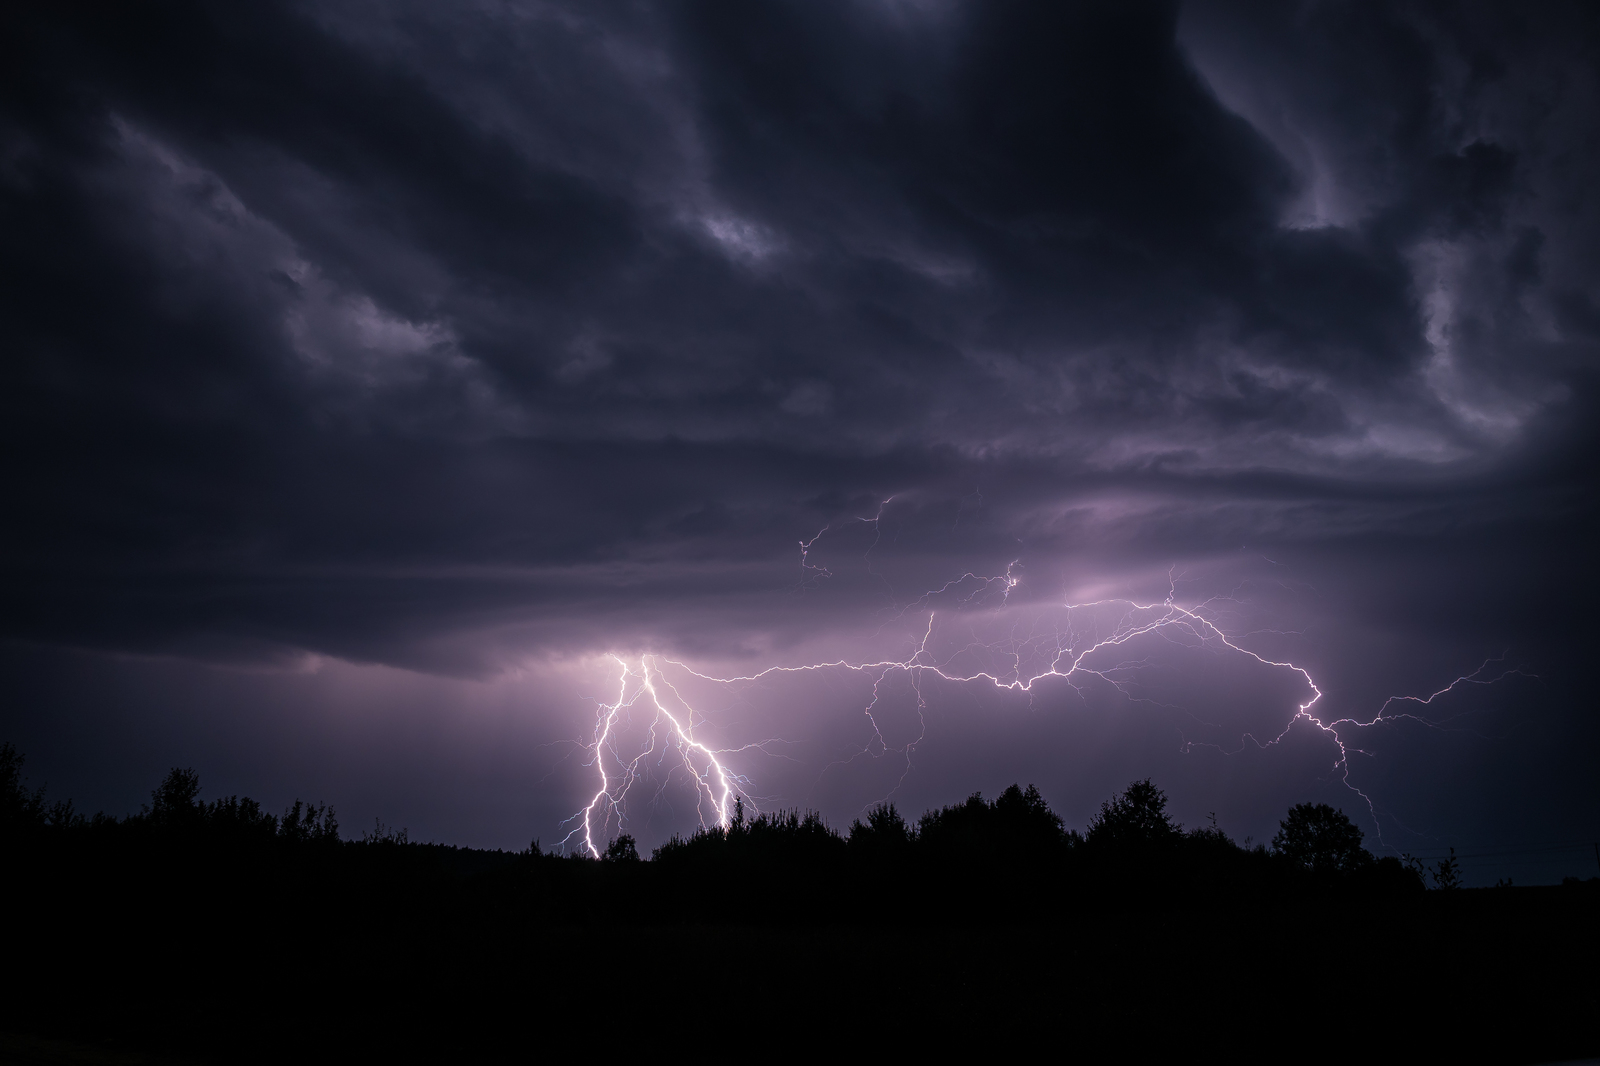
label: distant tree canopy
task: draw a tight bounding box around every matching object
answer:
[2,741,81,831]
[847,801,913,855]
[3,752,339,846]
[1272,803,1368,874]
[138,764,341,843]
[4,741,1434,905]
[603,833,640,862]
[652,803,843,866]
[915,784,1068,857]
[1086,779,1181,848]
[146,766,202,824]
[1,741,44,829]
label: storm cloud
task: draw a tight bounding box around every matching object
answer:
[3,1,1597,870]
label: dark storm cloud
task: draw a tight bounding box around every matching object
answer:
[2,0,1597,670]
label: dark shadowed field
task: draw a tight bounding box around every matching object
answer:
[5,761,1596,1063]
[6,891,1599,1063]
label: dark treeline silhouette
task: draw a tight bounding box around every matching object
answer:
[0,737,1552,939]
[4,742,1597,1064]
[637,781,1426,914]
[3,742,1426,909]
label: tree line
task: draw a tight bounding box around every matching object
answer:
[3,740,1455,905]
[7,740,1596,1064]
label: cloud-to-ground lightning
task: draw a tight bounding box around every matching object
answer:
[565,517,1521,856]
[560,656,764,857]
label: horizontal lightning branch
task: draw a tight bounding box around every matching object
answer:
[563,518,1521,855]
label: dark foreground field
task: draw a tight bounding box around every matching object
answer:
[5,889,1599,1063]
[4,757,1597,1063]
[6,844,1599,1063]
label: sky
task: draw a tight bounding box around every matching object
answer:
[4,0,1598,883]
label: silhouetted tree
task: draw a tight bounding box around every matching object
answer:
[1183,811,1246,865]
[46,798,84,829]
[362,818,409,845]
[1272,803,1369,874]
[917,784,1067,859]
[146,766,203,826]
[653,808,845,869]
[201,794,278,841]
[1430,848,1462,890]
[1187,812,1230,845]
[279,799,340,843]
[916,792,991,853]
[848,802,913,855]
[1,741,47,832]
[1087,779,1181,847]
[993,784,1065,839]
[604,834,640,862]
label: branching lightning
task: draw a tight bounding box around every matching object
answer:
[563,511,1524,856]
[559,655,781,857]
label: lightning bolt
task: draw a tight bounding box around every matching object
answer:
[559,655,775,858]
[565,521,1524,855]
[797,495,893,589]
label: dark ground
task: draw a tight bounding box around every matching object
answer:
[5,874,1597,1063]
[4,768,1593,1062]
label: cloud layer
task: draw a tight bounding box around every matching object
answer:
[3,1,1597,865]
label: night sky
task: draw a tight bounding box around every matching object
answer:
[4,0,1598,883]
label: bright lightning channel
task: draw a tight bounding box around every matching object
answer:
[561,514,1520,857]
